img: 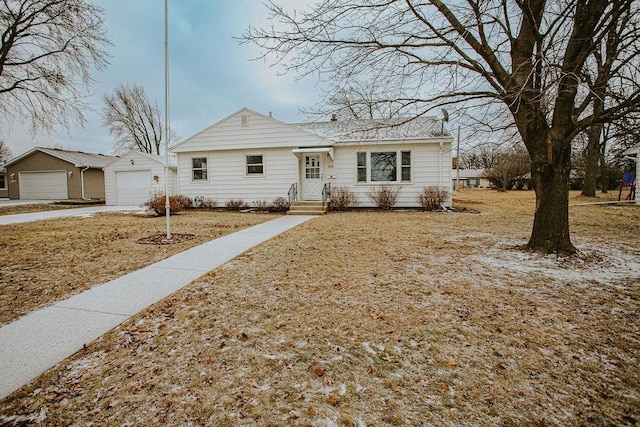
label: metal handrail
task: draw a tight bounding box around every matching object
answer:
[288,183,297,207]
[322,182,331,211]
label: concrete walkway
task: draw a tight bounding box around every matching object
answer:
[0,215,316,400]
[0,205,145,225]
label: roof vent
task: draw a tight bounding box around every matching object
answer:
[241,115,249,127]
[331,114,337,122]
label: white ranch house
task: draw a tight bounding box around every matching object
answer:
[170,108,453,210]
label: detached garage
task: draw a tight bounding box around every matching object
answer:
[103,150,177,206]
[5,147,115,200]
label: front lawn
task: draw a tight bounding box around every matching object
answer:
[1,190,638,425]
[0,211,277,326]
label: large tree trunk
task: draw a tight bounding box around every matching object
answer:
[526,134,576,254]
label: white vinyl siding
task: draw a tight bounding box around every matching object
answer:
[177,148,297,204]
[171,109,329,153]
[104,151,177,206]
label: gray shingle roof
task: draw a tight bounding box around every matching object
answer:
[6,147,116,168]
[38,147,116,168]
[292,116,452,142]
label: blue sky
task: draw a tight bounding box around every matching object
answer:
[1,0,323,157]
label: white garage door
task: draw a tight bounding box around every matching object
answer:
[19,171,68,200]
[116,170,151,206]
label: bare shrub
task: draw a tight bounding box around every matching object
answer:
[330,186,358,211]
[145,195,183,216]
[418,186,449,211]
[367,185,400,210]
[254,200,271,212]
[226,199,249,211]
[202,198,218,210]
[270,197,290,213]
[174,194,193,209]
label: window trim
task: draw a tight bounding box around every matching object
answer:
[355,150,413,184]
[245,153,265,177]
[191,156,208,182]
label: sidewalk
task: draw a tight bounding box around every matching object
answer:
[0,205,145,226]
[0,215,316,400]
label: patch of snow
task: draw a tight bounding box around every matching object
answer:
[339,383,347,395]
[470,240,640,286]
[362,342,377,355]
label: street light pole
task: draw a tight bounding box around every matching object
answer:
[164,0,171,240]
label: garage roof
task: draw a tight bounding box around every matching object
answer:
[5,147,117,168]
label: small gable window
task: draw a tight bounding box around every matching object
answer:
[192,157,208,181]
[246,154,264,176]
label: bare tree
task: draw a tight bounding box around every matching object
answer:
[483,145,532,191]
[103,83,169,155]
[580,1,636,197]
[0,139,12,163]
[244,0,640,254]
[459,144,501,170]
[0,0,109,131]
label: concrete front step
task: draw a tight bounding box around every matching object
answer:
[288,201,329,215]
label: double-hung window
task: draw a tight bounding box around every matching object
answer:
[357,150,412,183]
[0,173,5,190]
[246,154,264,176]
[357,152,367,183]
[192,157,208,181]
[401,151,411,182]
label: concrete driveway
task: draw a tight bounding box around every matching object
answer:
[0,205,147,225]
[0,199,60,207]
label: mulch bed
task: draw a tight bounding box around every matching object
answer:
[136,233,196,245]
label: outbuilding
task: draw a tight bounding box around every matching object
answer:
[4,147,115,200]
[103,149,177,206]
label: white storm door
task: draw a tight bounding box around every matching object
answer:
[302,155,323,200]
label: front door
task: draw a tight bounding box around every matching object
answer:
[302,155,323,200]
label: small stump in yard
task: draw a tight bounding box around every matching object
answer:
[137,233,195,245]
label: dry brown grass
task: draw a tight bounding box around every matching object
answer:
[0,211,277,326]
[1,190,639,426]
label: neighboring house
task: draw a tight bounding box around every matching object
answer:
[0,164,9,199]
[624,144,639,205]
[170,108,453,208]
[0,166,7,199]
[451,169,491,190]
[5,147,115,200]
[103,149,177,206]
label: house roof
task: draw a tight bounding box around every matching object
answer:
[292,116,453,142]
[453,169,487,179]
[103,149,177,169]
[5,147,116,168]
[624,144,640,156]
